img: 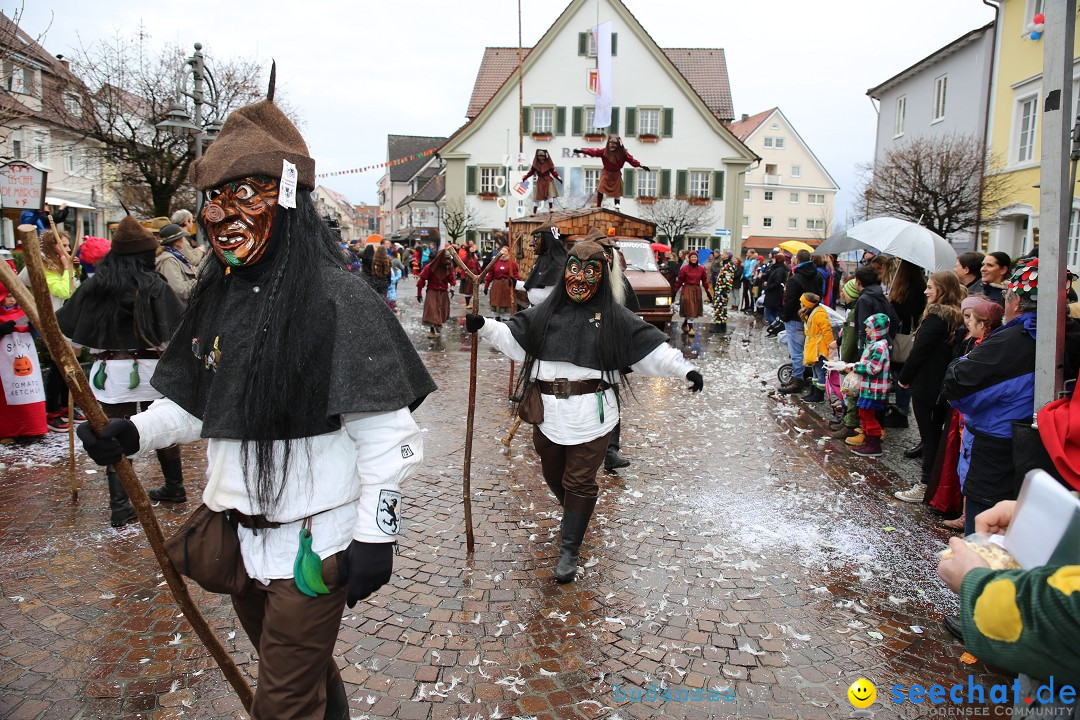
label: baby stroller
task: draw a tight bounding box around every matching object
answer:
[775,305,846,387]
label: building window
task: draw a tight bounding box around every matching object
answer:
[808,193,825,205]
[639,108,661,136]
[789,192,799,203]
[32,130,49,167]
[774,137,785,149]
[8,65,24,93]
[744,189,751,201]
[788,218,798,230]
[763,217,773,228]
[1017,96,1038,163]
[685,236,708,252]
[10,133,22,160]
[65,147,77,174]
[532,107,554,135]
[763,191,774,202]
[637,169,657,197]
[895,96,906,137]
[584,168,601,196]
[1025,0,1045,34]
[1069,208,1080,268]
[585,106,596,131]
[479,166,502,194]
[933,75,948,122]
[65,93,81,118]
[791,165,801,178]
[763,137,774,148]
[742,216,749,227]
[807,218,825,231]
[688,171,710,198]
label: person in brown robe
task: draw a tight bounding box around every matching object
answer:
[417,247,454,337]
[485,246,519,320]
[573,136,649,209]
[673,252,712,337]
[522,149,562,214]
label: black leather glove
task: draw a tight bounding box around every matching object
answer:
[641,166,652,172]
[77,418,140,466]
[340,540,394,608]
[686,370,704,393]
[416,293,423,303]
[0,320,14,337]
[465,314,485,333]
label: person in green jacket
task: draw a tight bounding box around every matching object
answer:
[830,279,862,440]
[938,501,1080,715]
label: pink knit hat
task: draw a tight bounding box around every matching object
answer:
[961,294,1004,327]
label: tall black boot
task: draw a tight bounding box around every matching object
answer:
[323,671,348,720]
[543,476,565,506]
[604,424,629,470]
[554,493,596,583]
[107,467,137,528]
[148,445,187,502]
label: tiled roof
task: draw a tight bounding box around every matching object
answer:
[465,46,733,124]
[387,135,447,183]
[316,185,362,225]
[396,173,445,208]
[742,235,821,251]
[725,108,776,142]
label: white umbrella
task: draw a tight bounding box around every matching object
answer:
[845,217,957,271]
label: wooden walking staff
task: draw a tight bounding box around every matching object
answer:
[19,226,256,712]
[45,214,79,500]
[448,247,501,555]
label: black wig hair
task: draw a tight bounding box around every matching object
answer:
[77,249,170,347]
[182,190,345,514]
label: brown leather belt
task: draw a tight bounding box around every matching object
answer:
[227,510,282,530]
[535,378,612,399]
[95,349,162,361]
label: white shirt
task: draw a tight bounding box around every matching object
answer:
[130,399,423,584]
[515,280,553,307]
[88,357,164,404]
[479,319,695,445]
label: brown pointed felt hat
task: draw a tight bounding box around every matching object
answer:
[111,216,159,255]
[189,64,315,191]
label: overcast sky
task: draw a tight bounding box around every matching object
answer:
[12,0,996,224]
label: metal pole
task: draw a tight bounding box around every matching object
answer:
[1035,0,1075,413]
[191,43,207,246]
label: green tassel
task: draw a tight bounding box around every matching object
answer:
[596,390,604,424]
[293,527,330,597]
[128,359,140,390]
[92,362,107,390]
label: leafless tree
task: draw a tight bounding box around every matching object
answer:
[441,198,478,244]
[637,198,716,243]
[856,134,1017,240]
[0,3,53,144]
[45,26,269,217]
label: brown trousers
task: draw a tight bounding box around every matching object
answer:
[532,426,611,501]
[231,552,347,720]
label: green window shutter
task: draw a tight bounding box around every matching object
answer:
[578,32,588,56]
[609,106,619,135]
[676,170,688,198]
[611,33,618,56]
[466,166,478,195]
[572,106,583,136]
[659,169,671,198]
[712,171,725,200]
[625,107,637,137]
[623,168,635,198]
[662,107,674,138]
[522,107,531,134]
[555,106,567,136]
[466,230,478,243]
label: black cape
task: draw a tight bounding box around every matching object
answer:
[151,265,436,439]
[523,230,568,291]
[505,295,668,371]
[57,273,184,350]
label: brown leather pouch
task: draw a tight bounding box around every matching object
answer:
[164,504,251,596]
[517,382,545,424]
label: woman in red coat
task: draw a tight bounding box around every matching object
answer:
[417,248,454,338]
[522,149,562,214]
[673,252,712,337]
[458,243,482,305]
[573,136,649,209]
[484,246,519,320]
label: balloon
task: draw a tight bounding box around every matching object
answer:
[1034,12,1044,24]
[1031,30,1042,40]
[1035,23,1045,32]
[1027,22,1036,31]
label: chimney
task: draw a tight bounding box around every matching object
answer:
[55,54,69,71]
[741,113,749,121]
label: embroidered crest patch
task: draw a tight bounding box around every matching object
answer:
[400,444,414,459]
[377,490,401,535]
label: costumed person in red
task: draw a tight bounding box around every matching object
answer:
[485,245,519,320]
[458,242,481,306]
[522,149,562,214]
[466,236,702,582]
[75,68,437,720]
[673,251,712,337]
[573,136,650,209]
[417,246,455,337]
[58,217,188,525]
[0,257,47,443]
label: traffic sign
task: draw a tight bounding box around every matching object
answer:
[714,228,731,237]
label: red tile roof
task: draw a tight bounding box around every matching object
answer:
[741,235,822,251]
[725,108,776,142]
[466,46,733,124]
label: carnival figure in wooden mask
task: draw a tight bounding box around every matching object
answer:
[201,176,279,268]
[522,149,562,214]
[573,136,650,209]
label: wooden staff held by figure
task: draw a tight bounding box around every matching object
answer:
[17,224,255,712]
[447,246,501,555]
[45,214,80,500]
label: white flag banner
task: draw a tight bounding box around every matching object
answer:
[593,21,613,129]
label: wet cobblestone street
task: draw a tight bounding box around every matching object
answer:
[0,278,1009,719]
